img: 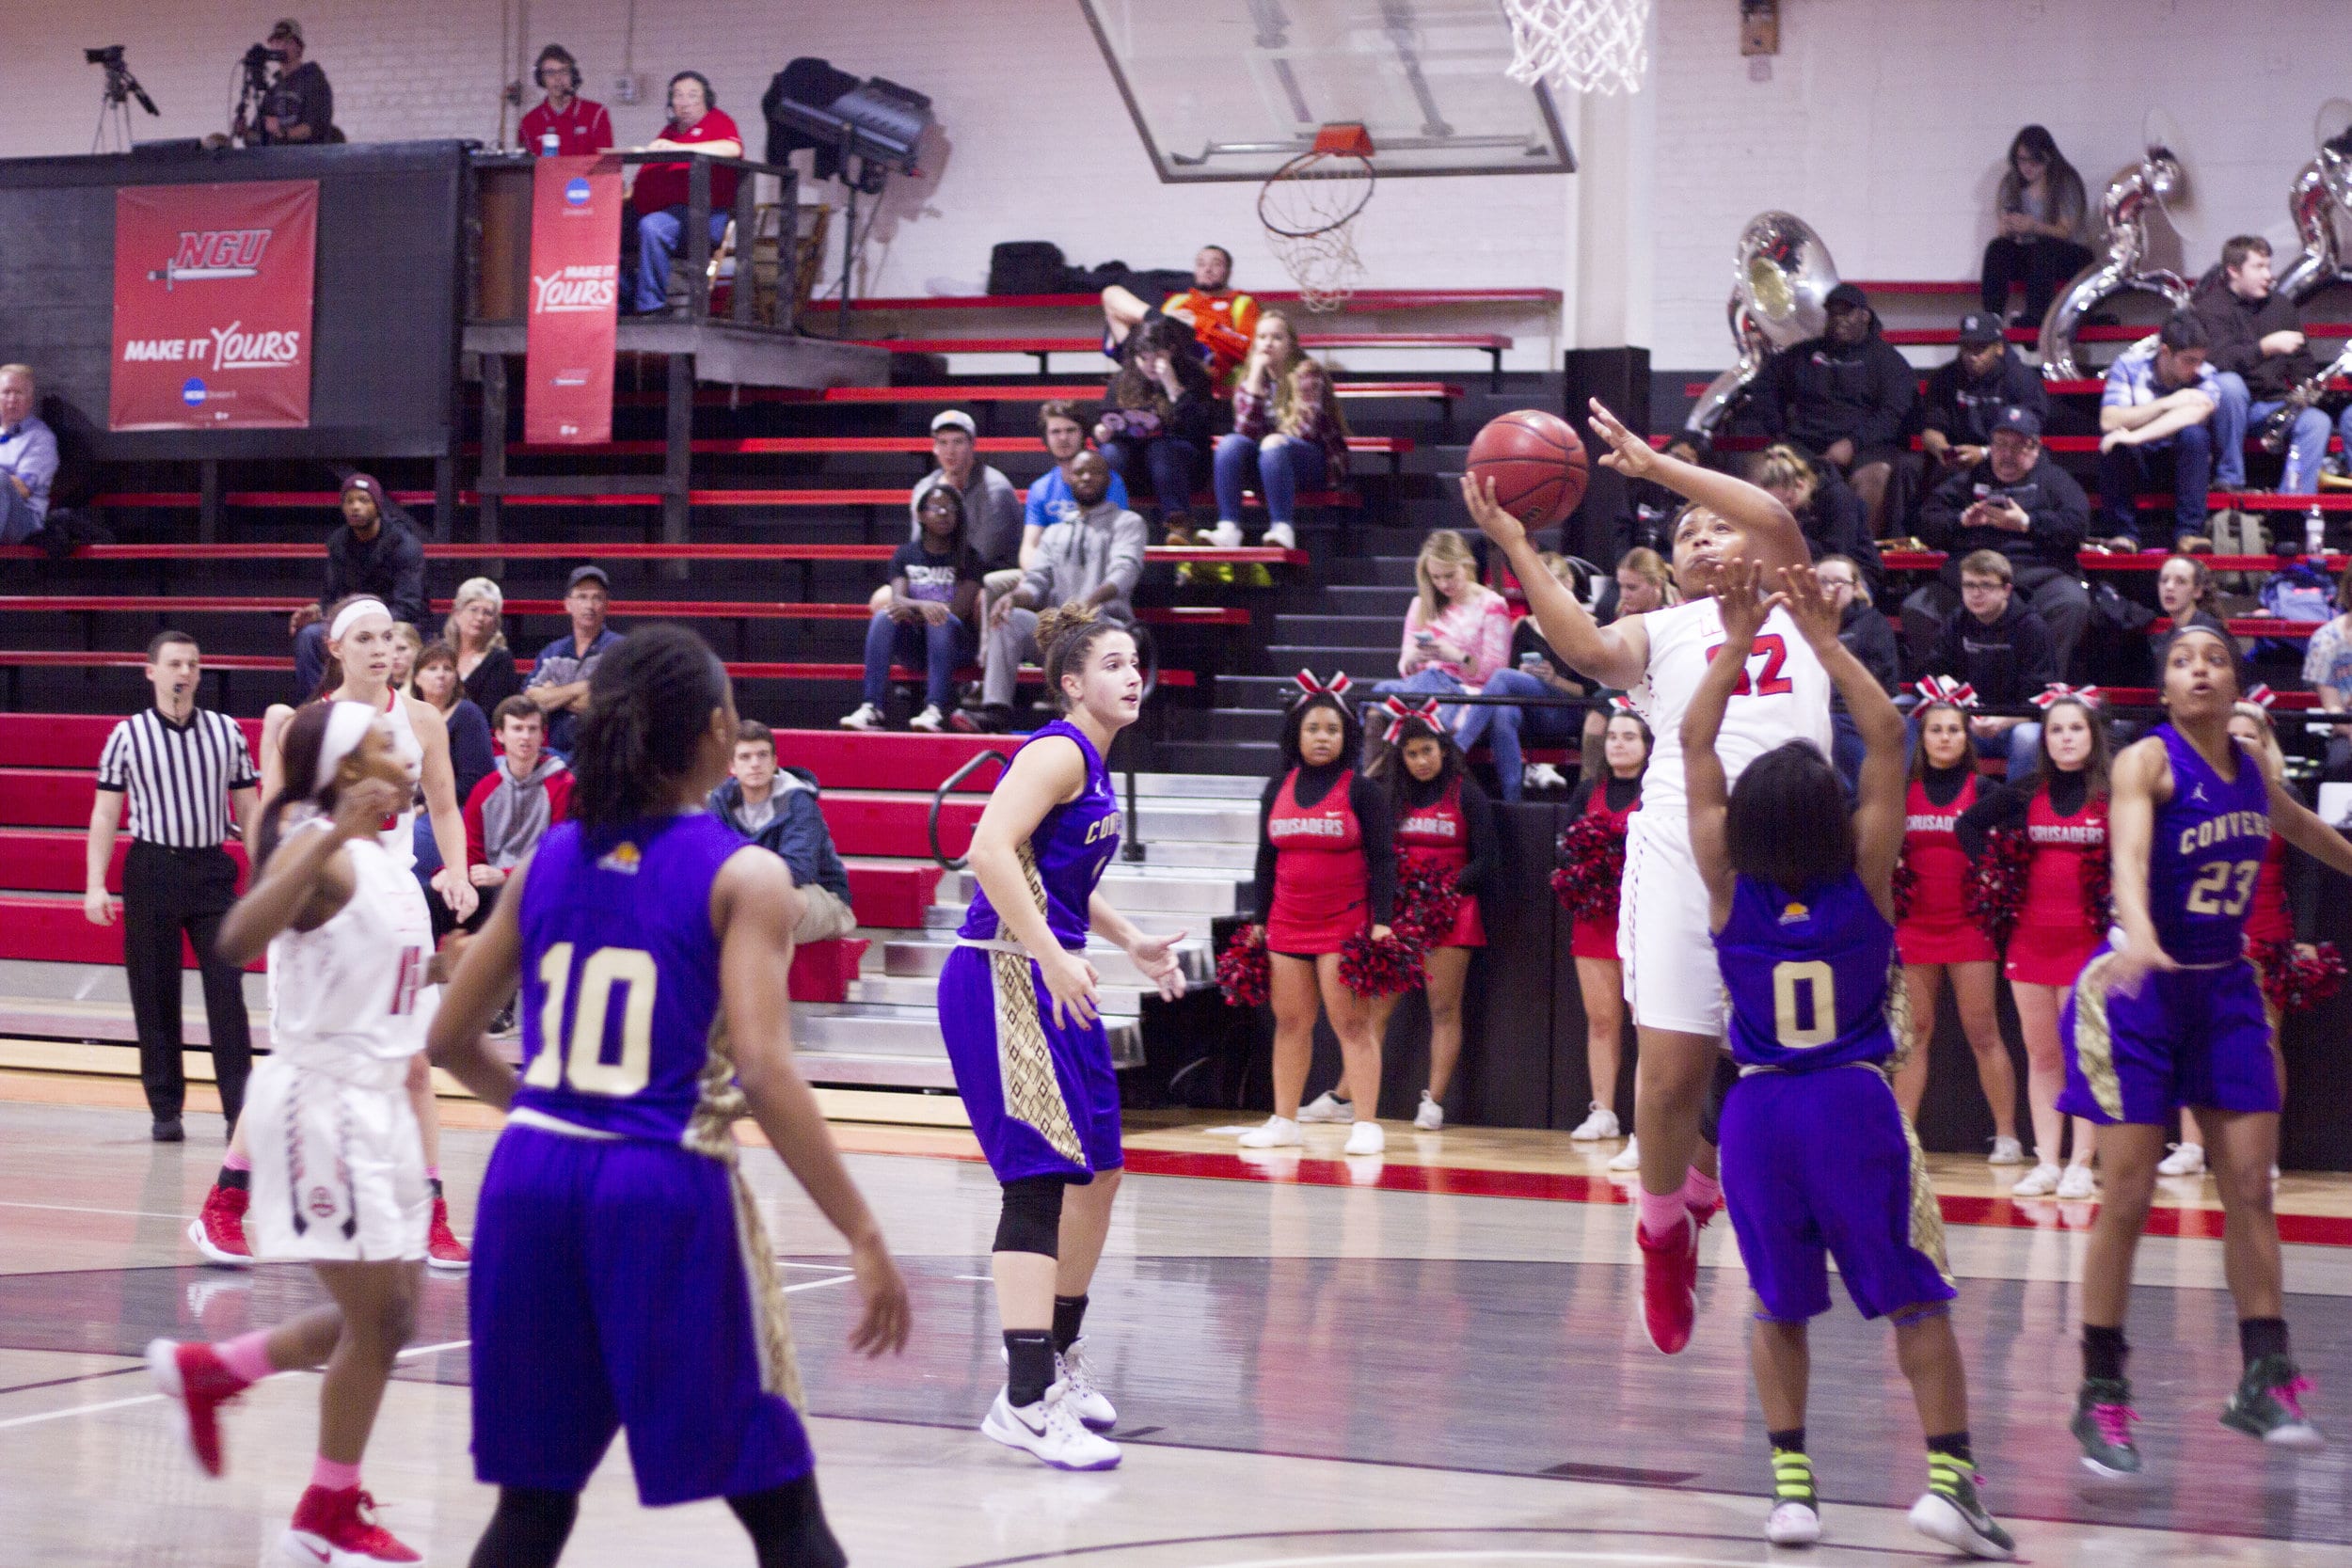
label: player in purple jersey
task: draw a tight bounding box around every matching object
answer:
[431,626,910,1568]
[938,603,1187,1472]
[2059,623,2352,1478]
[1687,562,2013,1559]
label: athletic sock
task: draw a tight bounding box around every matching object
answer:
[1681,1166,1722,1213]
[1768,1426,1806,1456]
[427,1170,444,1199]
[1927,1431,1974,1470]
[218,1149,250,1188]
[310,1454,362,1493]
[2082,1324,2128,1384]
[2239,1316,2290,1369]
[1636,1186,1687,1243]
[215,1329,275,1386]
[1052,1294,1089,1354]
[1004,1329,1056,1407]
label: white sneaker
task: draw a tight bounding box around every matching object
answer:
[1765,1498,1822,1546]
[2056,1164,2098,1201]
[1056,1339,1116,1431]
[1297,1091,1355,1124]
[1570,1103,1620,1141]
[2010,1163,2061,1197]
[2157,1142,2206,1177]
[1523,762,1567,793]
[1205,519,1244,547]
[1344,1120,1386,1156]
[908,704,946,733]
[1262,521,1297,550]
[1238,1116,1301,1148]
[838,703,883,731]
[1607,1135,1642,1173]
[1986,1135,2025,1166]
[1413,1092,1444,1131]
[981,1383,1120,1470]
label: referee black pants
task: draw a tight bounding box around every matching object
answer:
[121,841,252,1128]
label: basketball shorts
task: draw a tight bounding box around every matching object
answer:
[469,1124,815,1506]
[938,942,1124,1184]
[1619,813,1728,1037]
[1719,1065,1955,1323]
[245,1054,428,1264]
[2059,947,2278,1127]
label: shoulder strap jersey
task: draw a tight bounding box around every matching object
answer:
[1632,596,1832,819]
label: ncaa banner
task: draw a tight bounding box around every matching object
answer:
[109,180,318,431]
[525,156,621,445]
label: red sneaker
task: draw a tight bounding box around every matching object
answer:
[283,1485,421,1565]
[145,1338,249,1477]
[1685,1196,1722,1296]
[187,1183,253,1267]
[1635,1211,1697,1355]
[426,1194,470,1273]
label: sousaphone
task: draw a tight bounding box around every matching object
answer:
[1684,212,1840,439]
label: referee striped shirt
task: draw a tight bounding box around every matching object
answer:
[95,708,257,848]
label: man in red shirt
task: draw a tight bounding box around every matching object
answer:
[517,44,612,156]
[629,71,742,312]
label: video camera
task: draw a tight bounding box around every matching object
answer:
[84,44,124,67]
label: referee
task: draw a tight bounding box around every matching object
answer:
[83,631,260,1141]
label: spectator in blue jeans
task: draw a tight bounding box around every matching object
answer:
[1096,316,1216,542]
[1209,313,1349,551]
[628,71,741,312]
[840,483,980,733]
[2196,234,2352,496]
[1454,552,1588,800]
[2095,310,2220,550]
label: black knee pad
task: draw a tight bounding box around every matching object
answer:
[728,1475,847,1568]
[993,1175,1067,1258]
[1699,1050,1739,1148]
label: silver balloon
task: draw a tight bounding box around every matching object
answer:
[2038,135,2190,382]
[1685,212,1840,436]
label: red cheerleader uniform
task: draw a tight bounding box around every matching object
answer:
[2004,785,2108,986]
[2246,832,2294,947]
[1396,779,1486,948]
[1265,767,1372,955]
[1569,779,1640,960]
[1898,772,1997,966]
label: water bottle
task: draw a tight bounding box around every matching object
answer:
[539,131,561,157]
[2307,504,2327,559]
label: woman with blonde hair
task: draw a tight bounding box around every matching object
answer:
[1211,311,1350,552]
[1581,547,1677,782]
[444,576,522,714]
[1746,444,1882,593]
[1369,530,1510,741]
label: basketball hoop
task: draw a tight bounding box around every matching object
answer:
[1258,124,1375,313]
[1502,0,1652,97]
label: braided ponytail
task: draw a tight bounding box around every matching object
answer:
[568,625,730,832]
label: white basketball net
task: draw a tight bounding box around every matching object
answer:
[1259,153,1375,312]
[1502,0,1652,97]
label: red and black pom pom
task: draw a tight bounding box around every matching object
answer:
[2253,938,2346,1015]
[1891,850,1917,926]
[1554,812,1629,921]
[1339,927,1427,998]
[2080,849,2113,935]
[1216,926,1270,1008]
[1394,862,1464,951]
[1963,826,2032,946]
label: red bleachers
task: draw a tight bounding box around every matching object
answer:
[482,434,1414,459]
[856,332,1514,382]
[87,484,1362,513]
[0,650,1199,689]
[0,595,1252,631]
[813,380,1461,407]
[0,541,1309,568]
[841,288,1562,312]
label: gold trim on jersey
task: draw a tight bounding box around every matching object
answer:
[993,842,1086,1167]
[1882,949,1915,1075]
[1898,1101,1955,1290]
[685,1014,804,1408]
[2070,952,2124,1121]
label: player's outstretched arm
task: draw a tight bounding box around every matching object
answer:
[215,777,398,965]
[2102,737,2180,994]
[1777,564,1908,911]
[428,850,529,1110]
[1681,561,1772,929]
[1457,472,1648,691]
[2259,757,2352,877]
[720,849,912,1357]
[1585,398,1808,574]
[966,736,1103,1029]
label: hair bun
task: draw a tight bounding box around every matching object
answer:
[1033,600,1099,660]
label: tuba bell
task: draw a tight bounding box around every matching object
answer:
[1684,212,1840,439]
[2276,110,2352,304]
[2039,129,2191,383]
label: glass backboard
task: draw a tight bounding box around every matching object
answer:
[1078,0,1576,182]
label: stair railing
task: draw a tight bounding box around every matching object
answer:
[930,747,1013,871]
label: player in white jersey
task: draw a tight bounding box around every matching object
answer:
[189,597,480,1273]
[149,699,462,1566]
[1466,400,1822,1355]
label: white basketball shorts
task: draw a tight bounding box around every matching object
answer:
[1617,811,1729,1037]
[245,1054,429,1264]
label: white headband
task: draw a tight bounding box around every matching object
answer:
[328,598,392,641]
[314,701,377,794]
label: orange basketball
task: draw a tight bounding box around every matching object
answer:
[1467,409,1590,528]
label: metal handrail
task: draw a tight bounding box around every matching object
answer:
[930,747,1013,870]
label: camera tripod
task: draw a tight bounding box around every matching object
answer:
[88,46,158,155]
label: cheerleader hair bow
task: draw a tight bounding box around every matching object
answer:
[2246,683,2278,708]
[2031,683,2102,710]
[1609,694,1639,714]
[1294,669,1354,702]
[1913,675,1977,708]
[1381,696,1442,744]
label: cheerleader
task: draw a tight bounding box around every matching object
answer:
[1561,708,1648,1155]
[1364,700,1497,1132]
[1240,673,1398,1156]
[1957,691,2108,1199]
[1892,690,2023,1164]
[147,702,451,1566]
[937,605,1187,1471]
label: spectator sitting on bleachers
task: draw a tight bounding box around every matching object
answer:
[2096,310,2221,552]
[2301,567,2352,778]
[2197,235,2347,497]
[410,641,494,805]
[1982,125,2091,327]
[1097,318,1217,545]
[628,71,741,314]
[1453,551,1588,801]
[289,473,426,700]
[1817,553,1901,788]
[1745,442,1883,594]
[1894,312,2049,531]
[1101,245,1261,391]
[1756,281,1915,536]
[0,363,58,547]
[955,451,1144,734]
[1924,549,2058,777]
[518,44,612,155]
[523,564,622,755]
[707,719,858,944]
[1903,404,2090,674]
[841,482,982,734]
[387,622,422,693]
[1369,529,1509,747]
[1212,312,1349,552]
[2155,553,2227,639]
[911,409,1024,576]
[1018,399,1129,580]
[1591,544,1674,626]
[462,697,572,915]
[444,576,522,715]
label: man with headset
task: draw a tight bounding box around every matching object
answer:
[519,43,613,156]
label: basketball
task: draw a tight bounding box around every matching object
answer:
[1467,409,1590,528]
